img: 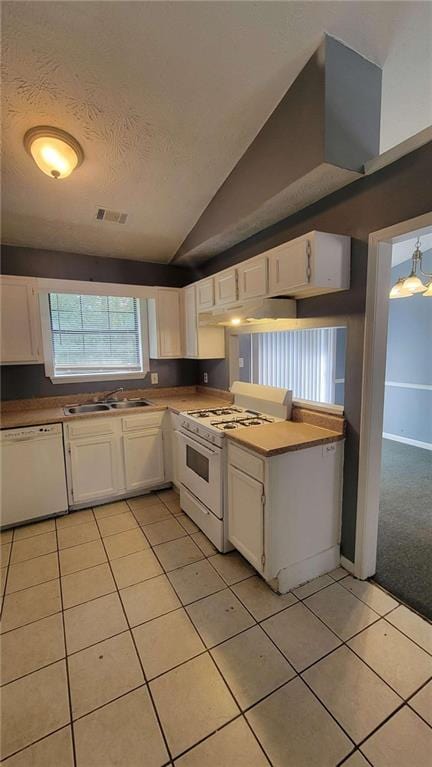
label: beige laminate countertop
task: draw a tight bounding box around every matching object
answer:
[0,394,230,430]
[225,420,344,456]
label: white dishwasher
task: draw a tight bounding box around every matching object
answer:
[0,423,68,528]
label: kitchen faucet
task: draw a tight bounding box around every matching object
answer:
[97,387,124,403]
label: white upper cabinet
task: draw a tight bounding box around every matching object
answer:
[0,275,42,364]
[237,255,268,301]
[183,284,225,359]
[148,288,183,358]
[215,268,238,306]
[196,278,214,311]
[268,231,350,298]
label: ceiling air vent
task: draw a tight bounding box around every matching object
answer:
[96,207,128,224]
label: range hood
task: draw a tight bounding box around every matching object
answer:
[199,297,296,327]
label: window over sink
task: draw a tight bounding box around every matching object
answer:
[40,291,150,383]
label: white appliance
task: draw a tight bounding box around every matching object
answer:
[1,423,68,528]
[179,382,292,552]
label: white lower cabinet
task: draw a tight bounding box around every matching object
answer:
[227,439,344,593]
[64,412,166,508]
[69,434,122,505]
[228,465,264,574]
[123,429,164,492]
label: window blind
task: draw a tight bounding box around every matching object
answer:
[253,328,338,404]
[49,293,142,376]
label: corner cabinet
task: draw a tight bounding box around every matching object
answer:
[148,288,183,358]
[183,284,225,359]
[64,411,166,508]
[0,275,42,364]
[227,437,345,593]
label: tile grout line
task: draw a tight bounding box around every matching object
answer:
[54,520,78,767]
[92,506,175,766]
[3,494,431,763]
[144,512,276,765]
[0,527,15,623]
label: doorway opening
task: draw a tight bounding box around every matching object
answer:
[355,212,432,620]
[374,232,432,618]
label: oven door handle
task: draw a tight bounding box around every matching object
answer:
[179,429,218,457]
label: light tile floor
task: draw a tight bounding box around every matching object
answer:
[1,488,431,766]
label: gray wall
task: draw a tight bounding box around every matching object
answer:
[1,245,195,286]
[335,327,347,406]
[383,250,432,445]
[197,140,432,562]
[1,244,197,400]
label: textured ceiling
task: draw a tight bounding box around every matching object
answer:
[2,1,431,263]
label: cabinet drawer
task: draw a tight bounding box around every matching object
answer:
[228,443,264,481]
[180,485,224,551]
[122,412,164,432]
[66,417,117,440]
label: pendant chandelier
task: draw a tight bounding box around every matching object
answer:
[390,239,432,299]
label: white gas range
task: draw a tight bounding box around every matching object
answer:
[178,382,292,552]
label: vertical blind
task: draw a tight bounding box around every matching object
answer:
[49,293,142,376]
[253,328,337,404]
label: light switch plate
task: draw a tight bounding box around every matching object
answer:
[151,372,159,384]
[239,357,244,368]
[203,372,208,384]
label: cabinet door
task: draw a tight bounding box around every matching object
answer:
[268,238,310,295]
[238,257,268,301]
[0,276,42,363]
[197,279,214,311]
[156,289,182,358]
[69,434,121,504]
[183,285,198,358]
[123,428,164,491]
[228,464,264,573]
[215,269,237,306]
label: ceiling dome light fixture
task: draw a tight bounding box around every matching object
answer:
[389,238,432,298]
[24,126,84,179]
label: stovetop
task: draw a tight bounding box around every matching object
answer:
[211,414,275,431]
[180,404,282,445]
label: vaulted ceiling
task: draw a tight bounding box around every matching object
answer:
[2,1,431,263]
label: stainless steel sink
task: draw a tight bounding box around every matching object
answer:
[109,400,151,409]
[64,403,112,415]
[64,399,152,415]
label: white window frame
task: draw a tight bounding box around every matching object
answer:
[38,279,154,384]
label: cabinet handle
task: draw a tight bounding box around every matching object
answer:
[306,240,312,283]
[276,260,280,285]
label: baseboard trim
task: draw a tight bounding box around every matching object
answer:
[276,545,340,593]
[340,555,355,574]
[383,432,432,451]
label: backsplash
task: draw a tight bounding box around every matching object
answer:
[1,359,199,401]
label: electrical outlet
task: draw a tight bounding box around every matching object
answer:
[151,372,159,385]
[203,372,208,384]
[239,357,244,368]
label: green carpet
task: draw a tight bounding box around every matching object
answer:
[373,439,432,620]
